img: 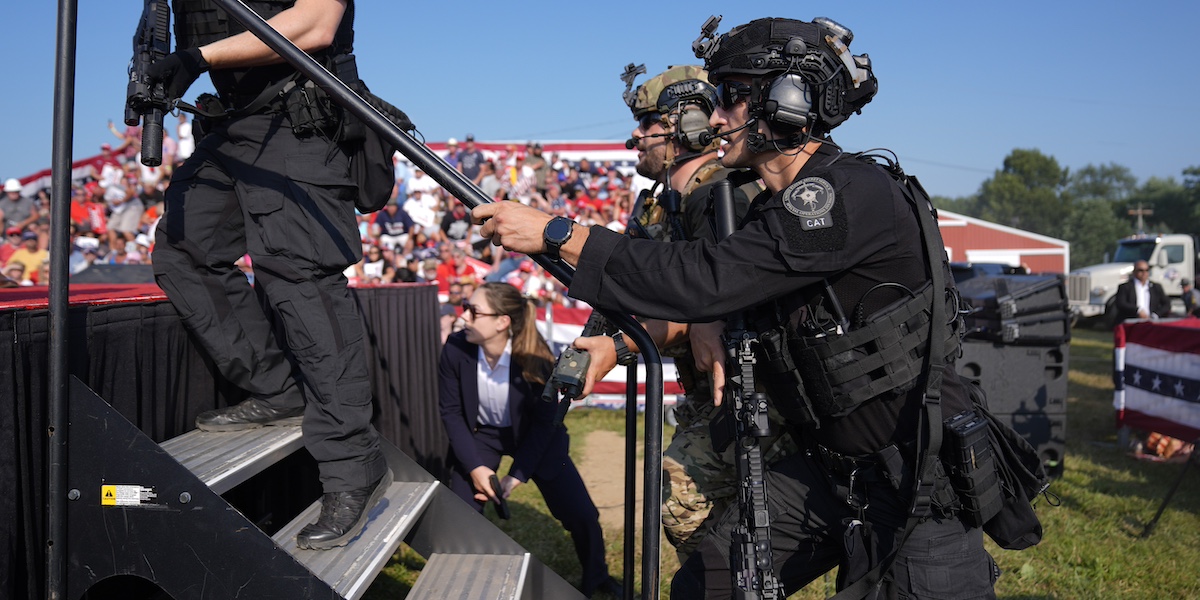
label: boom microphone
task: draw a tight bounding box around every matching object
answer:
[626,132,674,149]
[698,120,756,146]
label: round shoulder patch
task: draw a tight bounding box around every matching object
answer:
[782,177,837,231]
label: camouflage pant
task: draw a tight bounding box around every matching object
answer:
[661,395,798,561]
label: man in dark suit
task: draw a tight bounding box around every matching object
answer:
[1112,260,1172,325]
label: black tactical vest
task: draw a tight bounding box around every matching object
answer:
[173,0,354,104]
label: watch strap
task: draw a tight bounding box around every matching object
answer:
[612,332,636,366]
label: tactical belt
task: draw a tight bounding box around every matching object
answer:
[812,444,884,482]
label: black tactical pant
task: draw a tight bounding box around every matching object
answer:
[672,450,998,599]
[153,112,386,493]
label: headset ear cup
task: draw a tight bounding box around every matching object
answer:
[677,105,715,152]
[762,74,813,134]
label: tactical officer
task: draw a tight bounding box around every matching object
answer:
[572,64,795,563]
[476,16,997,599]
[148,0,391,550]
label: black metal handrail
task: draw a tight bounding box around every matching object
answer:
[47,1,79,598]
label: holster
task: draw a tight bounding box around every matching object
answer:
[284,79,340,137]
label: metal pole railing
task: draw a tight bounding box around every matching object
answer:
[46,0,79,597]
[211,1,664,596]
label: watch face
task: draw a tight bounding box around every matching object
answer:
[546,217,573,243]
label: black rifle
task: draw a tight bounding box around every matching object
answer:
[713,179,783,599]
[543,310,611,425]
[540,178,665,424]
[125,0,172,167]
[540,181,688,423]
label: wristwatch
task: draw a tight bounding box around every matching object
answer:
[542,216,575,262]
[612,332,637,366]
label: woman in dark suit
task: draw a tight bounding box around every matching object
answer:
[438,282,618,597]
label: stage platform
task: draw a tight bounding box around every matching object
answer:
[1,280,447,599]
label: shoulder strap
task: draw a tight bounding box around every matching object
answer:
[831,165,949,600]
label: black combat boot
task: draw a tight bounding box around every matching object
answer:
[296,469,393,550]
[194,398,305,431]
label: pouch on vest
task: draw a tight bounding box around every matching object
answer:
[966,380,1050,550]
[943,408,1003,527]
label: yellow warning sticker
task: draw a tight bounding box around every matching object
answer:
[100,484,158,507]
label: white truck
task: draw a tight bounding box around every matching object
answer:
[1066,233,1198,323]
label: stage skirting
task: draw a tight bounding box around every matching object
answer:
[1114,318,1200,441]
[0,282,445,599]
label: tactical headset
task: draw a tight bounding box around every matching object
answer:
[622,65,720,155]
[665,82,718,152]
[694,16,878,148]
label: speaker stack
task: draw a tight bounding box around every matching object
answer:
[956,275,1070,478]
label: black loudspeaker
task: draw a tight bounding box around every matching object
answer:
[957,275,1069,346]
[957,341,1068,414]
[992,411,1066,479]
[70,264,157,284]
[957,340,1068,478]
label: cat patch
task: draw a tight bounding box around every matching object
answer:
[782,177,836,231]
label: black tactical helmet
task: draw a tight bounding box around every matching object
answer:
[695,16,877,133]
[629,65,718,121]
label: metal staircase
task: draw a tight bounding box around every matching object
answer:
[65,377,583,599]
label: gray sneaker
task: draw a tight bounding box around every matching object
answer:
[194,398,304,432]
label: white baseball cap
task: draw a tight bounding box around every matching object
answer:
[4,178,21,193]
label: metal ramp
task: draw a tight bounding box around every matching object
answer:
[65,377,583,599]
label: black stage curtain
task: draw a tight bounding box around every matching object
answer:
[0,283,446,599]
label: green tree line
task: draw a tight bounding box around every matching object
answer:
[931,149,1200,269]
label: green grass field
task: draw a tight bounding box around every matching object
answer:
[366,328,1200,599]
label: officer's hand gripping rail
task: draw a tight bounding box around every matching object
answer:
[125,0,172,167]
[208,2,667,597]
[714,179,783,599]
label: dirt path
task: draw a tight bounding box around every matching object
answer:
[577,430,644,530]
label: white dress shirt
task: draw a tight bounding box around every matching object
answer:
[476,339,512,427]
[1135,279,1152,317]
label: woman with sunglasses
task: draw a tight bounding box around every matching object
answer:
[355,244,394,284]
[438,282,619,597]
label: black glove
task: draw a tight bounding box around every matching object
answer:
[148,47,210,100]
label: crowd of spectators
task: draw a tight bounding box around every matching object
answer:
[3,122,645,304]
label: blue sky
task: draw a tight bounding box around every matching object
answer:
[3,1,1197,198]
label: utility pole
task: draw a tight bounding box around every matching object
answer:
[1128,203,1154,234]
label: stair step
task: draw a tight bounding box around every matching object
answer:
[274,480,439,600]
[160,425,304,495]
[407,553,529,600]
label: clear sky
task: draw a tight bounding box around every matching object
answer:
[3,1,1197,199]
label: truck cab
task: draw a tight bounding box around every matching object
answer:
[1066,233,1197,322]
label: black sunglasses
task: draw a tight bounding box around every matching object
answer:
[715,81,753,110]
[637,112,662,131]
[461,301,501,319]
